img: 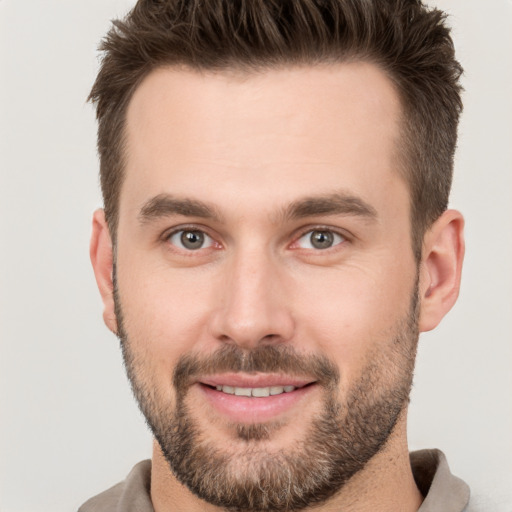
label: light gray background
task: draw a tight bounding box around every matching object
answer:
[1,1,511,511]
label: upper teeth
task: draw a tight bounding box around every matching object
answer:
[215,385,297,397]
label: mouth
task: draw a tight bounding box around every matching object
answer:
[196,374,318,423]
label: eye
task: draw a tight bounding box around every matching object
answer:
[167,230,215,251]
[296,229,345,250]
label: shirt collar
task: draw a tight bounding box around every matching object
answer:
[412,449,470,512]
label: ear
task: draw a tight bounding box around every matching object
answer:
[90,209,118,334]
[418,209,465,332]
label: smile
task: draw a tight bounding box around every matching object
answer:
[197,376,317,423]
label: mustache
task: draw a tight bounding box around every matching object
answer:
[173,344,340,393]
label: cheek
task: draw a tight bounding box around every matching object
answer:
[293,260,416,382]
[115,255,219,374]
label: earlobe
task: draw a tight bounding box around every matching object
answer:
[90,209,118,334]
[418,210,465,332]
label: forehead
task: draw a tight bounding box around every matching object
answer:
[122,63,405,220]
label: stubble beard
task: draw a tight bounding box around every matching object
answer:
[114,277,419,512]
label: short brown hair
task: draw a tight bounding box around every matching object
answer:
[89,0,463,257]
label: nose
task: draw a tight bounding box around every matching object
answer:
[210,248,295,350]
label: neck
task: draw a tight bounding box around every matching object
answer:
[151,411,423,512]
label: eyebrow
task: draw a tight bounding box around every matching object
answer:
[138,190,378,225]
[138,194,222,224]
[282,192,378,222]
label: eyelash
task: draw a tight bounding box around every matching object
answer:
[291,226,349,252]
[162,225,221,253]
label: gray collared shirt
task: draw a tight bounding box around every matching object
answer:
[78,449,470,511]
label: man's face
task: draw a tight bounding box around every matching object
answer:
[114,63,420,510]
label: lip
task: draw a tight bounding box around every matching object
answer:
[200,373,315,389]
[196,374,318,424]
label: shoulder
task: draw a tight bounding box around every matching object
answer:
[78,460,153,512]
[78,481,125,512]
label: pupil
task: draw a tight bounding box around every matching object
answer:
[181,231,204,249]
[311,230,333,249]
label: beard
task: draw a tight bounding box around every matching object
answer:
[114,275,419,512]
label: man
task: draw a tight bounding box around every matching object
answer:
[81,0,469,510]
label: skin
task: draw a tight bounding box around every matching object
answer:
[90,63,465,512]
